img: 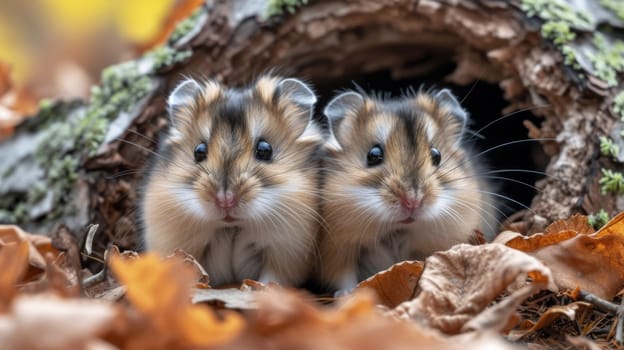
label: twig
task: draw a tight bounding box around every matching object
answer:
[579,290,623,344]
[617,295,624,344]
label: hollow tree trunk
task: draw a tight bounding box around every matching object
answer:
[1,0,623,264]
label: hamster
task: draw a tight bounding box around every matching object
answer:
[318,89,496,293]
[141,75,324,287]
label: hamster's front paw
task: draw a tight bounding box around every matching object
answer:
[333,270,359,297]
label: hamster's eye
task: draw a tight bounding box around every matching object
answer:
[430,147,441,166]
[255,140,273,161]
[366,145,384,167]
[194,142,207,162]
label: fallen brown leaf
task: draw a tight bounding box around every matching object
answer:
[0,62,38,139]
[531,233,624,299]
[0,241,29,312]
[191,287,257,310]
[390,243,555,334]
[543,214,595,235]
[508,302,592,340]
[0,225,59,276]
[227,288,520,350]
[0,294,118,350]
[109,253,244,349]
[498,212,624,299]
[357,260,424,308]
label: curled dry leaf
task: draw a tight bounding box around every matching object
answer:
[109,253,244,349]
[565,335,602,350]
[501,212,624,299]
[0,241,29,312]
[191,287,257,310]
[0,225,59,278]
[0,294,118,350]
[357,260,424,308]
[508,302,592,340]
[531,233,624,299]
[228,288,512,350]
[494,214,593,252]
[542,214,594,235]
[390,244,555,335]
[0,62,38,139]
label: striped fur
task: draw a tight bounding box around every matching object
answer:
[319,90,496,293]
[141,75,323,286]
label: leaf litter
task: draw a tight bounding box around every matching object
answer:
[3,213,624,348]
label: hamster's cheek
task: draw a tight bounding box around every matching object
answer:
[343,186,391,220]
[172,186,216,219]
[419,188,454,221]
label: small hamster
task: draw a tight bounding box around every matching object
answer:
[319,89,496,293]
[141,75,324,287]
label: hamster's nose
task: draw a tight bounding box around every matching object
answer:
[216,190,239,210]
[400,193,420,211]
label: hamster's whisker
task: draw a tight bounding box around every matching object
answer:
[474,189,536,215]
[469,105,551,139]
[484,168,563,181]
[125,129,159,144]
[437,193,504,233]
[433,138,556,182]
[117,138,194,173]
[443,174,540,191]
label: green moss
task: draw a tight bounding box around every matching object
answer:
[266,0,308,17]
[600,136,619,158]
[561,45,581,70]
[588,209,610,229]
[614,91,624,121]
[600,0,624,21]
[600,168,624,194]
[541,21,575,45]
[145,46,192,70]
[169,7,204,43]
[521,0,592,28]
[588,34,624,87]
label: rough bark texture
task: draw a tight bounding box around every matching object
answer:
[1,0,623,262]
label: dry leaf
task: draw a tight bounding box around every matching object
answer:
[498,213,624,299]
[227,288,521,350]
[0,63,37,139]
[357,260,424,308]
[594,211,624,238]
[109,253,244,348]
[0,225,58,275]
[391,244,555,334]
[0,241,29,311]
[565,335,602,350]
[531,233,624,299]
[495,214,594,252]
[508,302,591,340]
[191,287,257,309]
[496,230,579,252]
[0,294,118,350]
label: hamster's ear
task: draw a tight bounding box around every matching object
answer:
[435,89,467,140]
[168,78,202,128]
[276,78,321,143]
[323,91,364,151]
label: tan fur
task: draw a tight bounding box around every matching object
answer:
[319,92,496,293]
[142,75,322,287]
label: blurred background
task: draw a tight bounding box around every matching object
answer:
[0,0,203,137]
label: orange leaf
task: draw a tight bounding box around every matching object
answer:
[0,240,29,311]
[357,260,424,308]
[390,244,555,334]
[109,253,244,348]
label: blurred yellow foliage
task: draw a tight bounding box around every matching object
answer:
[0,0,179,87]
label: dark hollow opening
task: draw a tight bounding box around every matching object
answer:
[313,63,548,225]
